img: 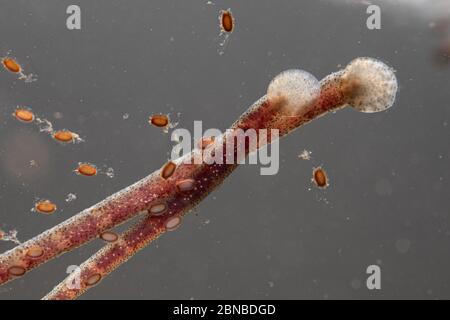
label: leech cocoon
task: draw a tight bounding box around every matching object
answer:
[220,9,234,33]
[53,130,75,143]
[161,161,177,179]
[312,167,329,189]
[2,57,21,73]
[35,200,57,214]
[77,163,98,177]
[14,109,35,123]
[149,114,169,128]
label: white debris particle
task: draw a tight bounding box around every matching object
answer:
[105,167,115,178]
[0,229,21,244]
[65,193,77,203]
[35,117,54,134]
[298,149,312,160]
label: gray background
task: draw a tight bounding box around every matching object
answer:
[0,0,449,300]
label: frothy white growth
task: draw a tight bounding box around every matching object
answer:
[342,57,398,113]
[267,69,320,115]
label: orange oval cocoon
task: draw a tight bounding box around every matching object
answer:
[77,163,97,176]
[35,200,57,214]
[53,130,74,143]
[2,57,21,73]
[149,114,169,128]
[14,109,35,123]
[313,167,328,188]
[220,10,234,33]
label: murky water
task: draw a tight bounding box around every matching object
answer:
[0,0,449,299]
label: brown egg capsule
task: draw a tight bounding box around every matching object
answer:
[14,109,35,123]
[149,114,169,128]
[220,9,234,33]
[161,161,176,179]
[312,167,329,189]
[77,163,98,177]
[2,57,21,73]
[53,130,75,143]
[35,200,57,214]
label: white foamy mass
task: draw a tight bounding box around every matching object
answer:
[267,69,320,115]
[343,57,398,113]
